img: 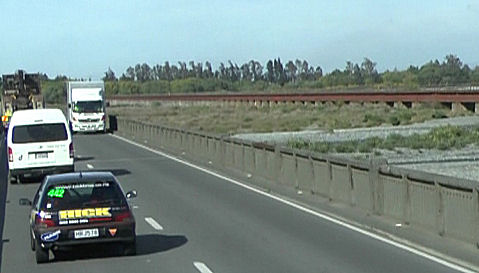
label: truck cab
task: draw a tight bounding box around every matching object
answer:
[66,81,106,133]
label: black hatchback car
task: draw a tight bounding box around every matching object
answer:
[21,172,137,263]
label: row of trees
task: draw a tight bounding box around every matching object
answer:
[101,55,479,95]
[38,54,479,102]
[320,54,478,88]
[104,58,322,86]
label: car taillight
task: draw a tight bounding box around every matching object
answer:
[114,210,133,222]
[72,116,77,121]
[35,213,56,228]
[69,142,74,158]
[101,115,105,121]
[8,147,13,162]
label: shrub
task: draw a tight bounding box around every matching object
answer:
[363,113,385,126]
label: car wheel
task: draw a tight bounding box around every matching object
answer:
[30,232,35,251]
[35,239,49,263]
[16,175,21,184]
[123,240,136,256]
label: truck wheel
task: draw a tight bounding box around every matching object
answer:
[35,239,49,263]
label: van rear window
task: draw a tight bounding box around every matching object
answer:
[12,123,68,143]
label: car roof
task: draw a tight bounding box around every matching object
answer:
[44,172,117,187]
[10,108,67,125]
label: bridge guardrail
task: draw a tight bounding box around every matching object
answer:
[114,117,479,247]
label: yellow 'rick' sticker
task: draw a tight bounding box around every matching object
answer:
[59,207,111,220]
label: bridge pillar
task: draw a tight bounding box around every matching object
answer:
[451,102,467,112]
[411,102,421,108]
[402,101,412,109]
[461,102,476,112]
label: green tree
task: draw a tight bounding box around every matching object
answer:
[103,67,117,81]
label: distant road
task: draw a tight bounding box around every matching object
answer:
[0,134,466,272]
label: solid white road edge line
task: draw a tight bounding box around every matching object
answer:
[194,262,214,273]
[86,164,94,169]
[144,217,163,231]
[110,133,475,273]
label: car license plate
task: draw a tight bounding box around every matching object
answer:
[74,228,99,239]
[35,152,48,159]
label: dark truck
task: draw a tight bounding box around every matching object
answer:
[1,70,45,127]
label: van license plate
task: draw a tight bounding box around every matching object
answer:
[35,153,48,159]
[74,228,99,239]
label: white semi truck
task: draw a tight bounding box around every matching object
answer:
[66,81,106,133]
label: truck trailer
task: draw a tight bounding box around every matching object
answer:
[66,81,106,133]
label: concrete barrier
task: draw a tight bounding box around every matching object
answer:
[381,173,407,221]
[330,164,351,204]
[114,117,479,248]
[351,168,373,211]
[312,159,330,197]
[443,187,475,242]
[409,180,436,230]
[296,155,314,193]
[243,145,256,176]
[254,148,269,179]
[278,152,297,187]
[224,141,235,168]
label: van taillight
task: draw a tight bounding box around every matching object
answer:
[101,115,105,121]
[114,210,133,222]
[35,213,56,228]
[69,143,74,158]
[8,147,13,162]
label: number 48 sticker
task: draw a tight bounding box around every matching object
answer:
[47,188,65,198]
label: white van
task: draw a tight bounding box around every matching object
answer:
[7,109,74,183]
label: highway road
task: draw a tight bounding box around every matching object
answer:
[0,134,470,272]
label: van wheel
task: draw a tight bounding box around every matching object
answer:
[7,171,16,184]
[35,239,49,263]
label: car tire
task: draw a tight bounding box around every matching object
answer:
[123,240,136,256]
[35,240,49,263]
[30,232,35,251]
[16,175,21,184]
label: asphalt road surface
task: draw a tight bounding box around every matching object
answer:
[0,134,468,273]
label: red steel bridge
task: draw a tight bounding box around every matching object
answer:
[107,89,479,112]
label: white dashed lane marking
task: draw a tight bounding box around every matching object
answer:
[112,133,478,273]
[194,262,214,273]
[86,164,94,169]
[144,217,163,231]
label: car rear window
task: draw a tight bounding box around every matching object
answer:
[12,123,67,143]
[40,181,126,210]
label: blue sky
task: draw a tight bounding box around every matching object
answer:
[1,0,478,79]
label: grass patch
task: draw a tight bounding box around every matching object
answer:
[107,100,470,135]
[288,126,479,153]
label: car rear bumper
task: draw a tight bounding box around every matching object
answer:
[35,223,135,250]
[45,236,135,249]
[10,164,74,177]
